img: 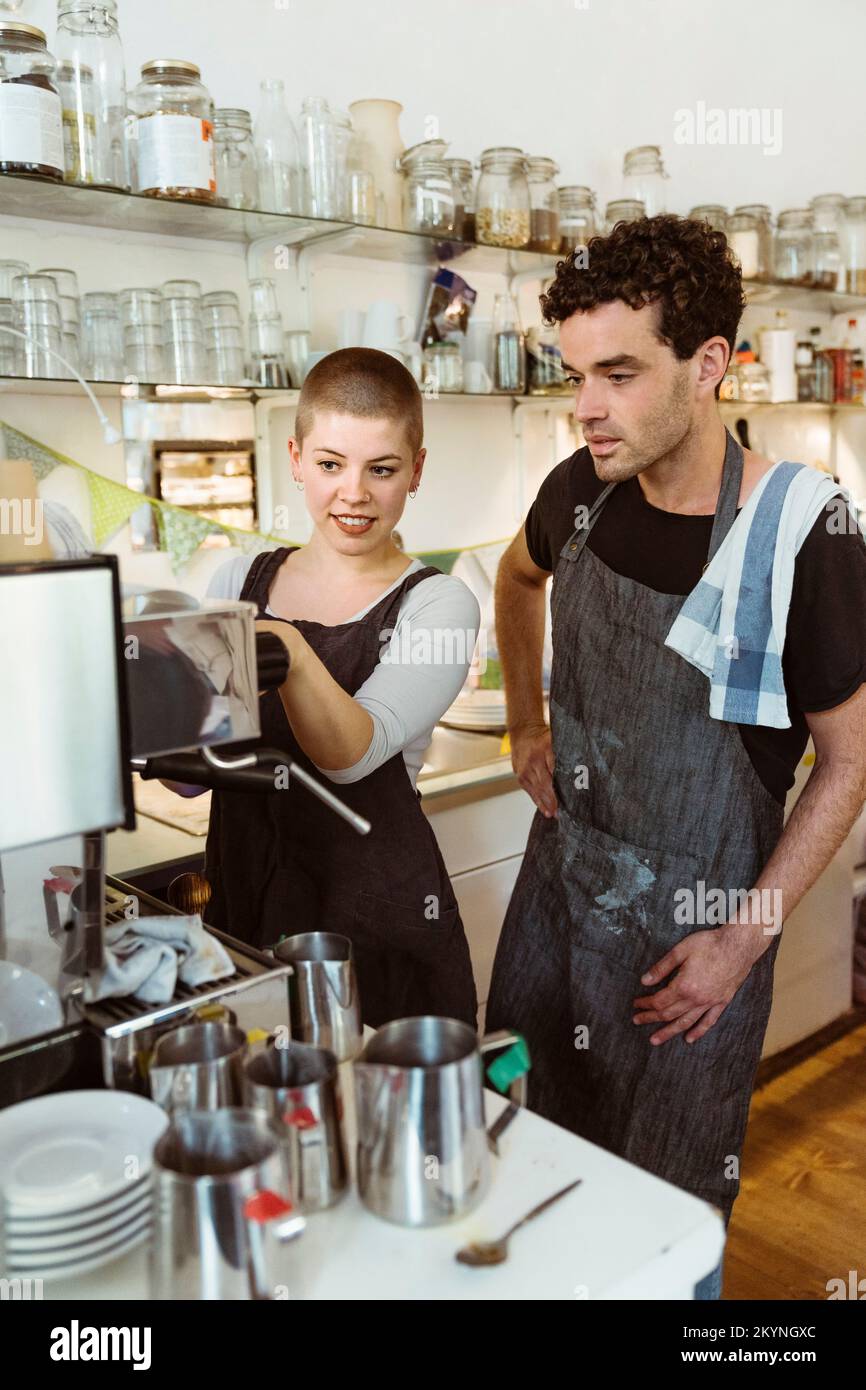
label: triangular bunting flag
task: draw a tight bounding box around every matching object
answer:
[158,506,221,571]
[87,472,150,548]
[0,422,64,481]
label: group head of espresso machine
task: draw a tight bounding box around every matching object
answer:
[0,551,369,1108]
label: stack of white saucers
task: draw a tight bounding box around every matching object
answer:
[440,688,508,733]
[0,1091,167,1279]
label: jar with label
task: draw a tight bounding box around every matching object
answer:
[842,196,866,296]
[559,186,596,254]
[0,22,64,182]
[130,59,216,203]
[400,141,455,235]
[774,209,814,286]
[214,108,257,209]
[56,0,130,190]
[447,158,475,241]
[422,341,463,393]
[730,204,773,280]
[526,156,560,253]
[622,145,668,217]
[809,194,845,291]
[688,204,728,234]
[476,147,530,248]
[604,198,645,234]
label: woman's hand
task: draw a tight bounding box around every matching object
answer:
[510,720,557,818]
[254,617,305,683]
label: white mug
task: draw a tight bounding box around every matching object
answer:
[362,300,412,351]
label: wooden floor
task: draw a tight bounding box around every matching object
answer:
[724,1014,866,1300]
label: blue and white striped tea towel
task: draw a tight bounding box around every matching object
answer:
[665,462,860,728]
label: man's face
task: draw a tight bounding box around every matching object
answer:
[558,300,698,482]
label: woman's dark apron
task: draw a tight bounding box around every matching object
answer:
[486,430,785,1220]
[204,547,478,1031]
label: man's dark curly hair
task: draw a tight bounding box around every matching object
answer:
[540,214,746,393]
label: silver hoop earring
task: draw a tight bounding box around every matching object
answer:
[295,479,304,491]
[409,487,418,499]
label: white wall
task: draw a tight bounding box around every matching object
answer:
[21,0,866,210]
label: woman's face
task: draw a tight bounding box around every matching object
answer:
[289,411,424,554]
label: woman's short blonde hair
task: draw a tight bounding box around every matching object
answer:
[295,347,423,455]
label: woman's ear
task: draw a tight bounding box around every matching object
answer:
[288,436,302,482]
[411,447,427,490]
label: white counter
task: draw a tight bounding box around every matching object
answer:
[36,982,724,1303]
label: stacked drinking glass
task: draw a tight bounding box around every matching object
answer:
[12,275,64,379]
[121,288,164,382]
[38,268,80,377]
[248,277,287,387]
[81,292,124,381]
[0,260,27,376]
[202,290,246,384]
[161,280,207,385]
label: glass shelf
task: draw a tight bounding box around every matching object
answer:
[743,278,866,316]
[0,173,559,276]
[0,374,536,403]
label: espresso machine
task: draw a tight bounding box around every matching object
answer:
[0,553,369,1110]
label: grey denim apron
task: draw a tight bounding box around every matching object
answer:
[486,429,785,1221]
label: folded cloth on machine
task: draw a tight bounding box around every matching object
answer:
[664,462,858,729]
[84,914,234,1005]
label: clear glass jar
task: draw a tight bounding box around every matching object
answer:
[56,0,129,190]
[774,209,814,286]
[604,198,645,234]
[726,210,760,280]
[737,361,771,403]
[402,159,454,234]
[56,58,95,184]
[492,291,525,393]
[475,147,530,248]
[0,22,63,181]
[731,204,773,280]
[422,341,463,393]
[526,155,560,253]
[299,95,338,220]
[333,109,352,219]
[559,186,596,254]
[842,196,866,296]
[447,158,475,241]
[623,145,667,216]
[130,59,215,202]
[809,194,845,291]
[214,108,257,210]
[526,325,568,394]
[254,79,299,215]
[689,204,728,234]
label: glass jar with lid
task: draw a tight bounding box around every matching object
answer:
[604,198,645,234]
[0,22,64,182]
[526,156,560,253]
[559,186,596,254]
[842,196,866,296]
[475,147,530,248]
[689,204,728,234]
[399,140,455,235]
[56,0,130,190]
[447,158,475,241]
[730,204,773,280]
[622,145,667,216]
[809,194,845,290]
[214,108,257,210]
[774,209,814,286]
[130,59,216,203]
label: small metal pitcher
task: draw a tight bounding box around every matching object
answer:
[150,1108,305,1300]
[273,932,362,1062]
[353,1016,528,1227]
[149,1020,247,1114]
[243,1041,348,1212]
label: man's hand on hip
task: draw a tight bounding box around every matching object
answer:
[510,721,558,818]
[631,922,767,1046]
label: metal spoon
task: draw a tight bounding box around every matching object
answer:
[455,1178,583,1267]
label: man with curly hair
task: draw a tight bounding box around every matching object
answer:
[486,215,866,1298]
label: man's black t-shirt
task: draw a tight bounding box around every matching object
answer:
[525,446,866,804]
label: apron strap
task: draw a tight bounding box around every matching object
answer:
[705,427,744,567]
[559,480,618,564]
[240,546,297,611]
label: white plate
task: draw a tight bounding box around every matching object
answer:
[0,962,63,1047]
[6,1190,152,1253]
[5,1173,150,1234]
[6,1213,151,1278]
[0,1091,167,1214]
